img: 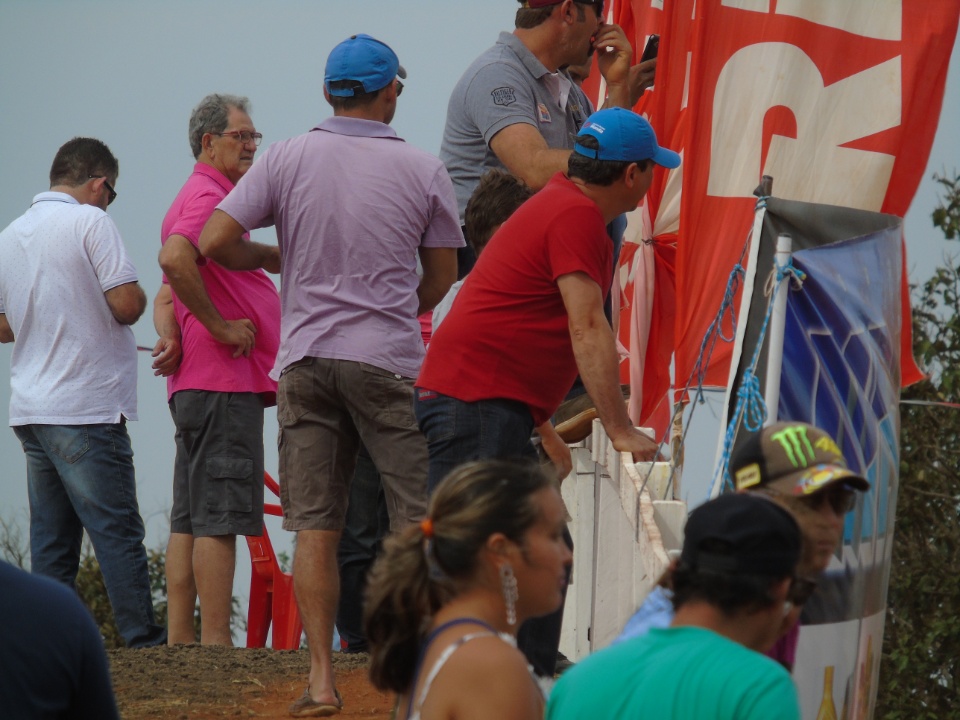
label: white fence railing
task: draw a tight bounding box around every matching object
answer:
[558,420,687,660]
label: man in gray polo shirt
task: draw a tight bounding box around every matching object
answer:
[437,0,638,677]
[441,0,635,229]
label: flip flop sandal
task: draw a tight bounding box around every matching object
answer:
[289,687,343,717]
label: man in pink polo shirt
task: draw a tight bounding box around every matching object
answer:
[153,93,281,646]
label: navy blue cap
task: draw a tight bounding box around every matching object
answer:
[574,108,681,169]
[324,34,407,97]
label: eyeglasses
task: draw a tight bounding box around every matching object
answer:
[797,485,857,516]
[788,576,819,605]
[88,175,117,205]
[761,484,857,516]
[396,78,404,97]
[217,130,263,146]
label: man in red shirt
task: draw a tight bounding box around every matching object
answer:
[414,108,680,677]
[416,108,679,676]
[417,107,679,490]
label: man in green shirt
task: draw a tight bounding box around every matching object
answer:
[546,493,803,720]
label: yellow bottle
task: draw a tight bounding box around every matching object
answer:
[816,666,839,720]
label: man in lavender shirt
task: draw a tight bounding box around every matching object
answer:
[199,34,462,716]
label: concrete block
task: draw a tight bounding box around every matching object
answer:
[652,500,686,553]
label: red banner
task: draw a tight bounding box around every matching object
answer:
[614,0,960,434]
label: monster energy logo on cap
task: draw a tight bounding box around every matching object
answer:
[729,422,869,495]
[770,425,816,468]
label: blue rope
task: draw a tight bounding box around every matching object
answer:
[708,253,806,496]
[680,196,773,403]
[654,197,767,499]
[650,196,813,502]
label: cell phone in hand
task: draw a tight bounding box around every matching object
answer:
[640,34,660,63]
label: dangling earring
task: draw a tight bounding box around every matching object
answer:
[499,563,519,626]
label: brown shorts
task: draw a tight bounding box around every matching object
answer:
[277,357,428,532]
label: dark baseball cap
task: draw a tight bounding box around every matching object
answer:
[681,493,801,577]
[730,422,869,497]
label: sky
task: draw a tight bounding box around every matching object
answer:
[0,1,957,623]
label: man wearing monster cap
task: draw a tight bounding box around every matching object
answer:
[616,421,870,671]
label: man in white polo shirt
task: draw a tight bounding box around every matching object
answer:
[0,137,164,648]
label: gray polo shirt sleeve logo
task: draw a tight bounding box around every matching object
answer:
[491,87,518,107]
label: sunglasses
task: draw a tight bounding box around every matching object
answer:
[88,175,117,205]
[797,485,857,515]
[788,576,819,605]
[762,484,857,516]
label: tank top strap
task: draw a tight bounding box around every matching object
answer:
[405,618,502,719]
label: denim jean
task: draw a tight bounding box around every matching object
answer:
[414,392,537,494]
[14,423,166,648]
[336,443,389,652]
[414,391,571,676]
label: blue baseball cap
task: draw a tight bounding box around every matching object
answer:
[324,34,407,97]
[574,108,681,169]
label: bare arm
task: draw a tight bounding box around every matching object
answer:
[557,271,658,459]
[159,235,256,358]
[104,281,147,325]
[537,421,573,481]
[0,313,13,343]
[489,123,574,191]
[486,26,632,187]
[417,246,458,316]
[151,285,182,376]
[198,209,280,273]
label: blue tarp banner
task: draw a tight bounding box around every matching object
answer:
[727,197,903,719]
[779,228,902,720]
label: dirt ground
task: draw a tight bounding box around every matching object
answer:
[108,646,395,719]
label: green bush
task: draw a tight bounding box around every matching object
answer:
[877,173,960,717]
[0,526,245,649]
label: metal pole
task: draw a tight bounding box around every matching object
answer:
[669,399,686,499]
[763,233,793,427]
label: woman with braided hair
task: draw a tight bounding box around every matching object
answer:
[364,459,571,720]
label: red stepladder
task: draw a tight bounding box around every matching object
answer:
[245,471,302,650]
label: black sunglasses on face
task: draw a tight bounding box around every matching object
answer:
[788,576,819,605]
[798,485,857,516]
[88,175,117,205]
